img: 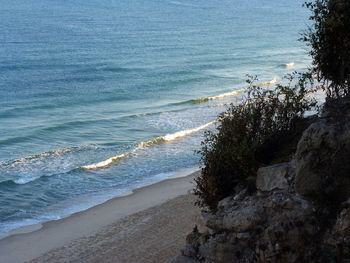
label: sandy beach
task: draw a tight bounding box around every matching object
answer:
[0,171,201,263]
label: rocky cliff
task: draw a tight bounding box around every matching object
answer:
[172,100,350,263]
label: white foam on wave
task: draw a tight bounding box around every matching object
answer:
[0,146,92,186]
[1,147,86,169]
[260,77,278,86]
[82,120,218,170]
[285,62,295,69]
[207,89,245,101]
[194,89,245,103]
[82,152,132,170]
[162,120,217,141]
[0,218,43,239]
[14,174,41,185]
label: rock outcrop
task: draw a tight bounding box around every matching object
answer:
[256,162,293,192]
[172,101,350,263]
[295,101,350,203]
[172,161,320,263]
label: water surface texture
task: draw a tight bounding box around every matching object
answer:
[0,0,310,236]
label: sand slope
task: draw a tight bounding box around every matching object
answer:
[29,194,199,263]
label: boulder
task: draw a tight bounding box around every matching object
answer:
[195,212,210,234]
[295,118,350,202]
[295,121,337,198]
[256,162,290,191]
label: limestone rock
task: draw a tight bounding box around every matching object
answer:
[217,196,234,210]
[335,208,350,236]
[233,189,247,201]
[195,212,210,234]
[206,205,263,232]
[222,206,263,232]
[295,121,338,198]
[295,116,350,202]
[256,162,290,191]
[178,184,321,262]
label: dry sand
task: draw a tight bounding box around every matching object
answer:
[0,171,201,263]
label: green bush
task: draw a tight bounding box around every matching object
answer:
[302,0,350,97]
[195,75,315,211]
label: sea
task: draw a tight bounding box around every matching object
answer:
[0,0,311,237]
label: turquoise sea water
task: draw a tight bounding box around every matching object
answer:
[0,0,310,236]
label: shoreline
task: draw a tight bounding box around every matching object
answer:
[0,169,200,263]
[0,167,199,240]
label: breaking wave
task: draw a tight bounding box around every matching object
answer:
[162,120,217,141]
[193,89,245,103]
[0,147,86,168]
[285,62,295,69]
[82,120,217,170]
[81,151,134,170]
[170,88,245,106]
[260,77,278,86]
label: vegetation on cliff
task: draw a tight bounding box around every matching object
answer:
[302,0,350,97]
[195,76,315,210]
[195,0,350,211]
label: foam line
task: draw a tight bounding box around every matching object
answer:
[162,120,217,141]
[285,62,295,69]
[193,89,245,103]
[82,152,133,170]
[260,77,278,86]
[82,120,217,170]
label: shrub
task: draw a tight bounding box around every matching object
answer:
[195,75,315,210]
[302,0,350,98]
